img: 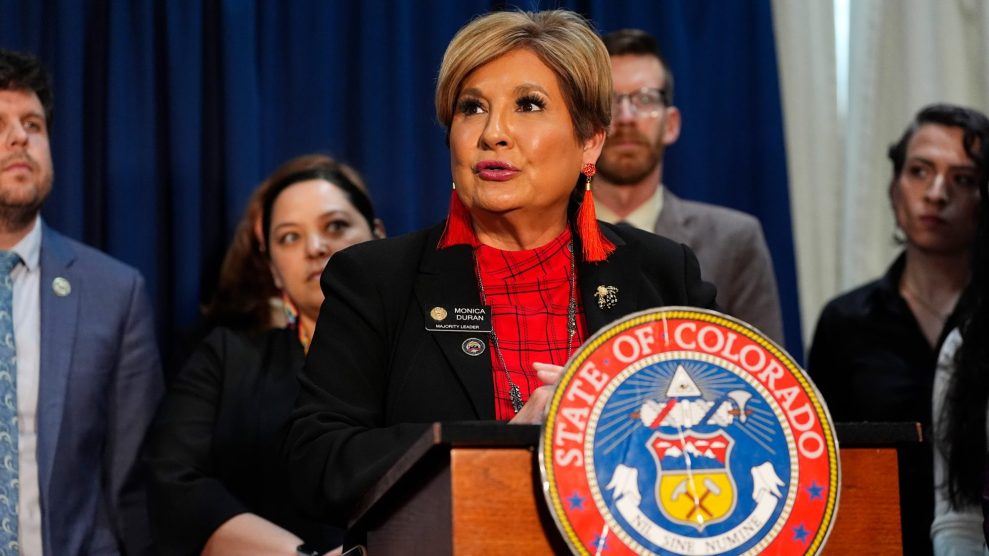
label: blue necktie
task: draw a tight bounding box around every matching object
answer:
[0,251,20,551]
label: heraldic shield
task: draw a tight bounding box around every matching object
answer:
[651,431,737,530]
[541,308,840,555]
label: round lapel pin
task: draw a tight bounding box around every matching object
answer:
[430,306,448,321]
[462,337,486,356]
[52,277,71,297]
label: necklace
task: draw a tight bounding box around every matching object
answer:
[474,241,578,414]
[901,281,952,323]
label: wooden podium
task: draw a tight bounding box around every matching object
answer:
[348,422,921,555]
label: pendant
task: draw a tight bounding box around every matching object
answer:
[510,383,523,413]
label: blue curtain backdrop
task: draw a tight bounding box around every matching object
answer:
[0,0,803,368]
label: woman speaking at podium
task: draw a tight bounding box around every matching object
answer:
[285,9,716,527]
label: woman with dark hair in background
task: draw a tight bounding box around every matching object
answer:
[203,154,384,337]
[932,122,989,554]
[146,154,383,555]
[809,104,989,554]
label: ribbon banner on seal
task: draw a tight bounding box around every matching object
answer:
[540,307,839,556]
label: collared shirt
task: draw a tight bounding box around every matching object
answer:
[593,183,665,231]
[475,227,588,420]
[808,253,967,425]
[8,217,42,555]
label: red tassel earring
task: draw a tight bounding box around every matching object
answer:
[437,182,478,248]
[576,163,615,262]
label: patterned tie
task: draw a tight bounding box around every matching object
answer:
[0,251,20,551]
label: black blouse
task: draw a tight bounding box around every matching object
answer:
[808,253,967,426]
[145,327,341,555]
[808,253,970,556]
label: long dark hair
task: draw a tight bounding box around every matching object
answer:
[941,107,989,508]
[203,153,375,334]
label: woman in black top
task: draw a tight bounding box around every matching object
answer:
[808,104,989,554]
[146,154,383,555]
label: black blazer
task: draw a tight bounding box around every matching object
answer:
[146,328,342,555]
[285,221,717,522]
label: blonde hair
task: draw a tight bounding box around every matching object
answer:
[435,9,612,142]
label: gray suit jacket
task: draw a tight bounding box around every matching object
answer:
[39,224,163,555]
[654,189,784,343]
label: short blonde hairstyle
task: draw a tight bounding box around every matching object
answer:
[435,9,612,143]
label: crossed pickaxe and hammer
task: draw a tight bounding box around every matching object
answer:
[670,477,722,522]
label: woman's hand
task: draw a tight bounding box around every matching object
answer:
[201,513,303,556]
[509,362,565,424]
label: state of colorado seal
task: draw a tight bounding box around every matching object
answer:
[540,308,839,555]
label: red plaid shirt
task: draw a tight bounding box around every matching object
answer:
[474,227,588,420]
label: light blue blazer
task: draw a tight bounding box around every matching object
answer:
[38,224,162,555]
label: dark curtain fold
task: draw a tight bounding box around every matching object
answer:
[0,0,803,370]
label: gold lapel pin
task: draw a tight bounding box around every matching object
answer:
[430,306,448,321]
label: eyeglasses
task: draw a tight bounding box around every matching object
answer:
[611,87,669,118]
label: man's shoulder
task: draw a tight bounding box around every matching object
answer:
[672,194,762,230]
[605,221,687,264]
[43,226,143,284]
[659,193,768,257]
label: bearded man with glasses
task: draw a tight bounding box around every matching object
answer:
[593,28,784,344]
